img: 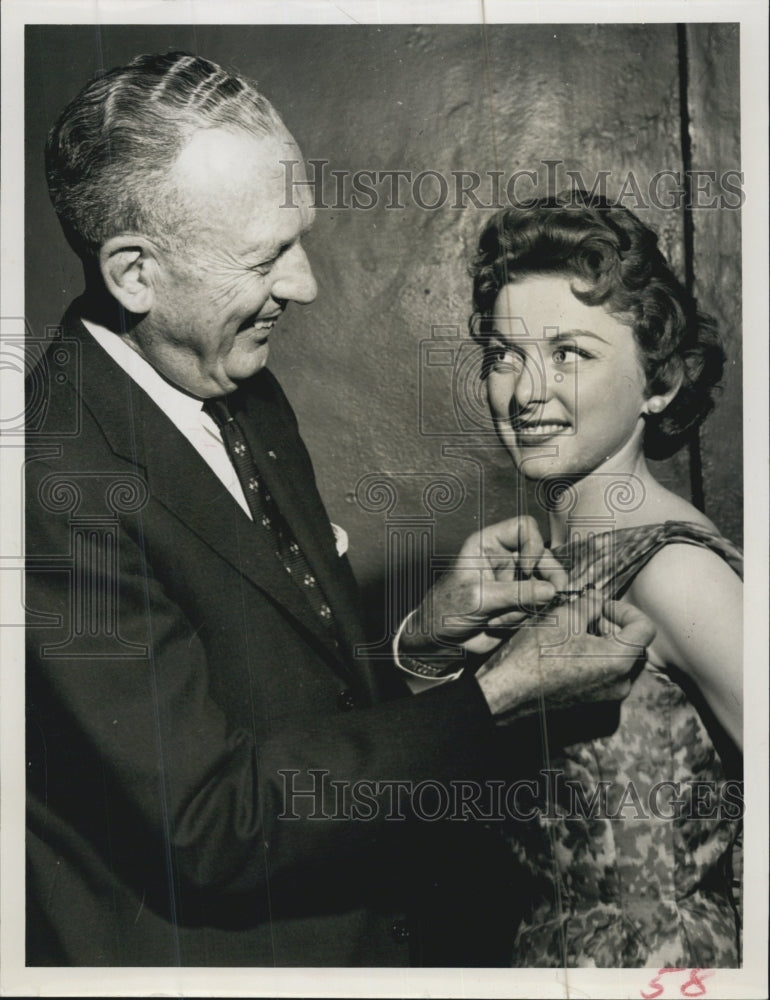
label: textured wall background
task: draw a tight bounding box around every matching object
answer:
[686,24,743,545]
[25,23,742,640]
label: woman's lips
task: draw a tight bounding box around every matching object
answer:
[514,421,571,441]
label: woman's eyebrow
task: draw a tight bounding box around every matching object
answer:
[548,328,611,345]
[490,325,610,346]
[485,326,523,347]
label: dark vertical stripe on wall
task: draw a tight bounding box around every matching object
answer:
[677,23,706,513]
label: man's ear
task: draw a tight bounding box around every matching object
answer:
[99,236,159,315]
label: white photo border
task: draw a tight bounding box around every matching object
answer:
[2,1,767,997]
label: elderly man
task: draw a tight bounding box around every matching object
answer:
[26,52,652,967]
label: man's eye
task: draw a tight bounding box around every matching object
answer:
[250,258,277,275]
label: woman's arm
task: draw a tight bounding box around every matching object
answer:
[625,542,743,750]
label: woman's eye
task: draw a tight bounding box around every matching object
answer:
[552,345,589,364]
[490,347,521,371]
[480,339,525,380]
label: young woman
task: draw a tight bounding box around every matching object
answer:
[469,192,742,967]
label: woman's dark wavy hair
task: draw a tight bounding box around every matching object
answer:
[469,190,725,459]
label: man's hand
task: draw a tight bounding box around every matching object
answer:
[474,599,655,721]
[400,516,569,659]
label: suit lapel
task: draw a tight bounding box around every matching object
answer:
[235,381,370,675]
[143,413,344,653]
[65,313,356,680]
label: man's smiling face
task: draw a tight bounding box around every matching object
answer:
[128,126,317,397]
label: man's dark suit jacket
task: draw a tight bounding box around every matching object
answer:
[25,306,516,967]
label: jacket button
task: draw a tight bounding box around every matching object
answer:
[337,689,356,711]
[391,919,410,943]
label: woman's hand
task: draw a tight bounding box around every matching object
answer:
[399,515,568,659]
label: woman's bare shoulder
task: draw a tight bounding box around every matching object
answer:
[625,538,741,649]
[629,540,739,596]
[637,480,717,533]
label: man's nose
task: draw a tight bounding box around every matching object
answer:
[271,243,317,304]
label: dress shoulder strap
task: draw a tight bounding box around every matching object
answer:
[554,520,743,601]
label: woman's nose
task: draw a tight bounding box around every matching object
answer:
[512,348,549,410]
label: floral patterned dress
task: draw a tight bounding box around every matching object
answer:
[507,521,743,968]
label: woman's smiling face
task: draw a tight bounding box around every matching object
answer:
[485,274,650,482]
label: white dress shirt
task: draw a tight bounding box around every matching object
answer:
[83,318,254,519]
[81,319,350,560]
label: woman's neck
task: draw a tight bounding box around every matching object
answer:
[545,439,657,548]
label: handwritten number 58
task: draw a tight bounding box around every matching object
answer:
[641,968,714,999]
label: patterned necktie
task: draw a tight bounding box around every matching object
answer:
[203,397,336,631]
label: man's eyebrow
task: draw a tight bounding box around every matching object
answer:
[245,233,306,261]
[242,241,278,259]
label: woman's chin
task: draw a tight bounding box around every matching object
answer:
[511,453,568,482]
